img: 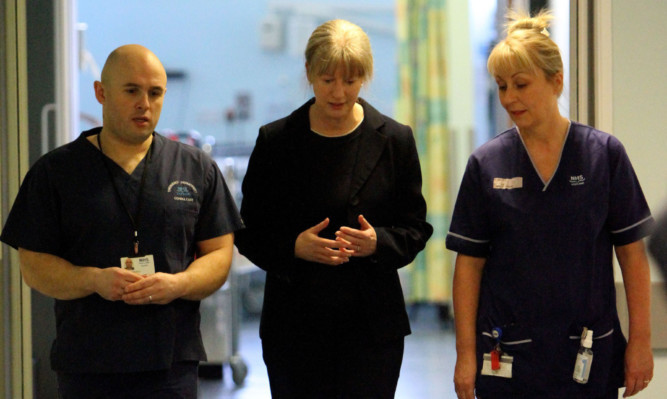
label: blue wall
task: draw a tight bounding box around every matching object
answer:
[78,0,397,145]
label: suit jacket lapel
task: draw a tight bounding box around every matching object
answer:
[283,100,313,200]
[348,100,387,201]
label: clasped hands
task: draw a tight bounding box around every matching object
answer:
[95,267,183,306]
[295,215,377,265]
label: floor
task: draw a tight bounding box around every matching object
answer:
[197,305,667,399]
[197,305,458,399]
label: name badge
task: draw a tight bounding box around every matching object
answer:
[481,352,513,378]
[120,255,156,275]
[493,177,523,190]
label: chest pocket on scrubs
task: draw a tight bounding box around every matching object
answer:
[164,199,200,266]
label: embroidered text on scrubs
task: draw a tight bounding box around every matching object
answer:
[569,175,586,186]
[168,181,198,202]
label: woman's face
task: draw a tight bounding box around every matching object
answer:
[310,64,363,122]
[494,68,562,132]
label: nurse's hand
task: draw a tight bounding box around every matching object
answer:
[336,215,377,257]
[295,218,352,265]
[121,272,185,305]
[622,336,653,397]
[454,352,477,399]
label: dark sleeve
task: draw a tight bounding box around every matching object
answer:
[234,127,299,278]
[0,160,63,255]
[648,207,667,276]
[372,125,433,269]
[446,155,492,257]
[195,156,244,242]
[606,137,654,245]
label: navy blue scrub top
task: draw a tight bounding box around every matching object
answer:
[446,121,653,397]
[0,128,244,373]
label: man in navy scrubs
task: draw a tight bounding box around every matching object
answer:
[0,44,244,398]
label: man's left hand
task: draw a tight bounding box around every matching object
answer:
[121,272,185,305]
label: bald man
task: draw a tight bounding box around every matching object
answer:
[1,44,244,398]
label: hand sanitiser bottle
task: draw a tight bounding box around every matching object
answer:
[573,329,593,384]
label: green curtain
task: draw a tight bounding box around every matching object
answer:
[396,0,451,304]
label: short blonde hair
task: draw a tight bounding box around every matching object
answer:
[487,10,563,83]
[305,19,373,83]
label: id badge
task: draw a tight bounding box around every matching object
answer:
[121,255,156,275]
[481,352,513,378]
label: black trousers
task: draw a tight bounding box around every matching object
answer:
[262,331,404,399]
[56,361,198,399]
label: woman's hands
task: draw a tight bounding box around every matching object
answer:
[622,335,653,397]
[336,214,377,257]
[294,215,377,265]
[295,218,352,265]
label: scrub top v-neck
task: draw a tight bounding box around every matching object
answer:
[515,121,570,192]
[96,132,153,256]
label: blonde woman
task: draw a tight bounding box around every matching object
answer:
[236,19,432,398]
[447,10,653,399]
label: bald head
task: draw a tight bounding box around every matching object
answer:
[100,44,167,85]
[94,44,168,146]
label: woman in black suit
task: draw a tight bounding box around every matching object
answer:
[235,19,433,399]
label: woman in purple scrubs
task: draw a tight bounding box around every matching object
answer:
[447,10,654,399]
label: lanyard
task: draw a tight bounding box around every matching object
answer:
[97,133,154,255]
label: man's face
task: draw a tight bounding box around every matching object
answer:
[96,53,167,145]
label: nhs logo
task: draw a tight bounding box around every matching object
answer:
[569,175,585,186]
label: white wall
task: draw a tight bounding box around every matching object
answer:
[611,0,667,231]
[609,0,667,397]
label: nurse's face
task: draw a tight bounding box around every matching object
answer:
[495,68,562,132]
[310,65,363,124]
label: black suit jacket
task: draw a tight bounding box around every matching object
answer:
[235,98,433,343]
